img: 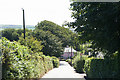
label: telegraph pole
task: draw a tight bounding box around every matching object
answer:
[22,8,25,39]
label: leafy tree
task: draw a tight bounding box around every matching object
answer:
[70,2,120,56]
[1,28,30,41]
[35,20,79,49]
[2,29,19,41]
[32,29,63,57]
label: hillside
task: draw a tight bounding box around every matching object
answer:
[0,24,35,30]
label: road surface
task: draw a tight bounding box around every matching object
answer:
[41,61,86,79]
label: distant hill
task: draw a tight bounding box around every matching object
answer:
[0,25,35,30]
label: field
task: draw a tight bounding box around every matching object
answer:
[0,25,35,30]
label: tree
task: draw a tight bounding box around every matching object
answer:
[35,20,80,50]
[32,29,63,57]
[1,29,30,41]
[2,29,19,41]
[34,20,82,56]
[70,2,120,56]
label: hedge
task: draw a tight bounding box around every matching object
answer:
[84,54,119,79]
[74,60,85,73]
[1,37,53,79]
[52,56,59,68]
[72,54,88,73]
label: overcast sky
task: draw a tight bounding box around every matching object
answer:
[0,0,73,26]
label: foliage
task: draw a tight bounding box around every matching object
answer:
[70,2,120,56]
[75,60,85,73]
[52,56,60,68]
[32,29,63,57]
[2,29,20,41]
[66,59,71,64]
[70,2,120,78]
[1,20,80,57]
[83,57,96,76]
[72,53,88,73]
[80,42,92,52]
[1,28,31,41]
[1,37,53,79]
[35,20,80,51]
[84,53,119,78]
[18,33,43,54]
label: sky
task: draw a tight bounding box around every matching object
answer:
[0,0,74,26]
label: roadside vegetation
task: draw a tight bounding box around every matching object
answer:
[67,2,120,79]
[1,37,54,79]
[0,20,78,79]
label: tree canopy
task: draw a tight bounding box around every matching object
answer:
[33,20,80,57]
[32,29,63,57]
[1,20,80,57]
[1,28,30,41]
[35,20,78,48]
[70,2,120,56]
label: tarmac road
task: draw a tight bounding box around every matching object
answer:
[41,61,86,79]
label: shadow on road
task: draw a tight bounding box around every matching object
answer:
[74,69,85,74]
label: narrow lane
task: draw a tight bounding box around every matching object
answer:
[41,61,86,79]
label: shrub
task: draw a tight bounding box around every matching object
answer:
[42,55,53,72]
[75,60,85,73]
[52,56,59,68]
[84,58,103,78]
[72,54,88,73]
[66,59,71,64]
[1,37,53,79]
[18,35,43,54]
[84,55,119,78]
[83,57,95,75]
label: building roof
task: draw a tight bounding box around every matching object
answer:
[64,47,77,52]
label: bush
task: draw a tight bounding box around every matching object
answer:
[66,59,71,64]
[52,56,59,68]
[84,55,119,78]
[84,58,103,78]
[1,37,53,79]
[83,57,95,74]
[18,35,43,54]
[75,60,85,73]
[41,55,53,73]
[72,54,88,73]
